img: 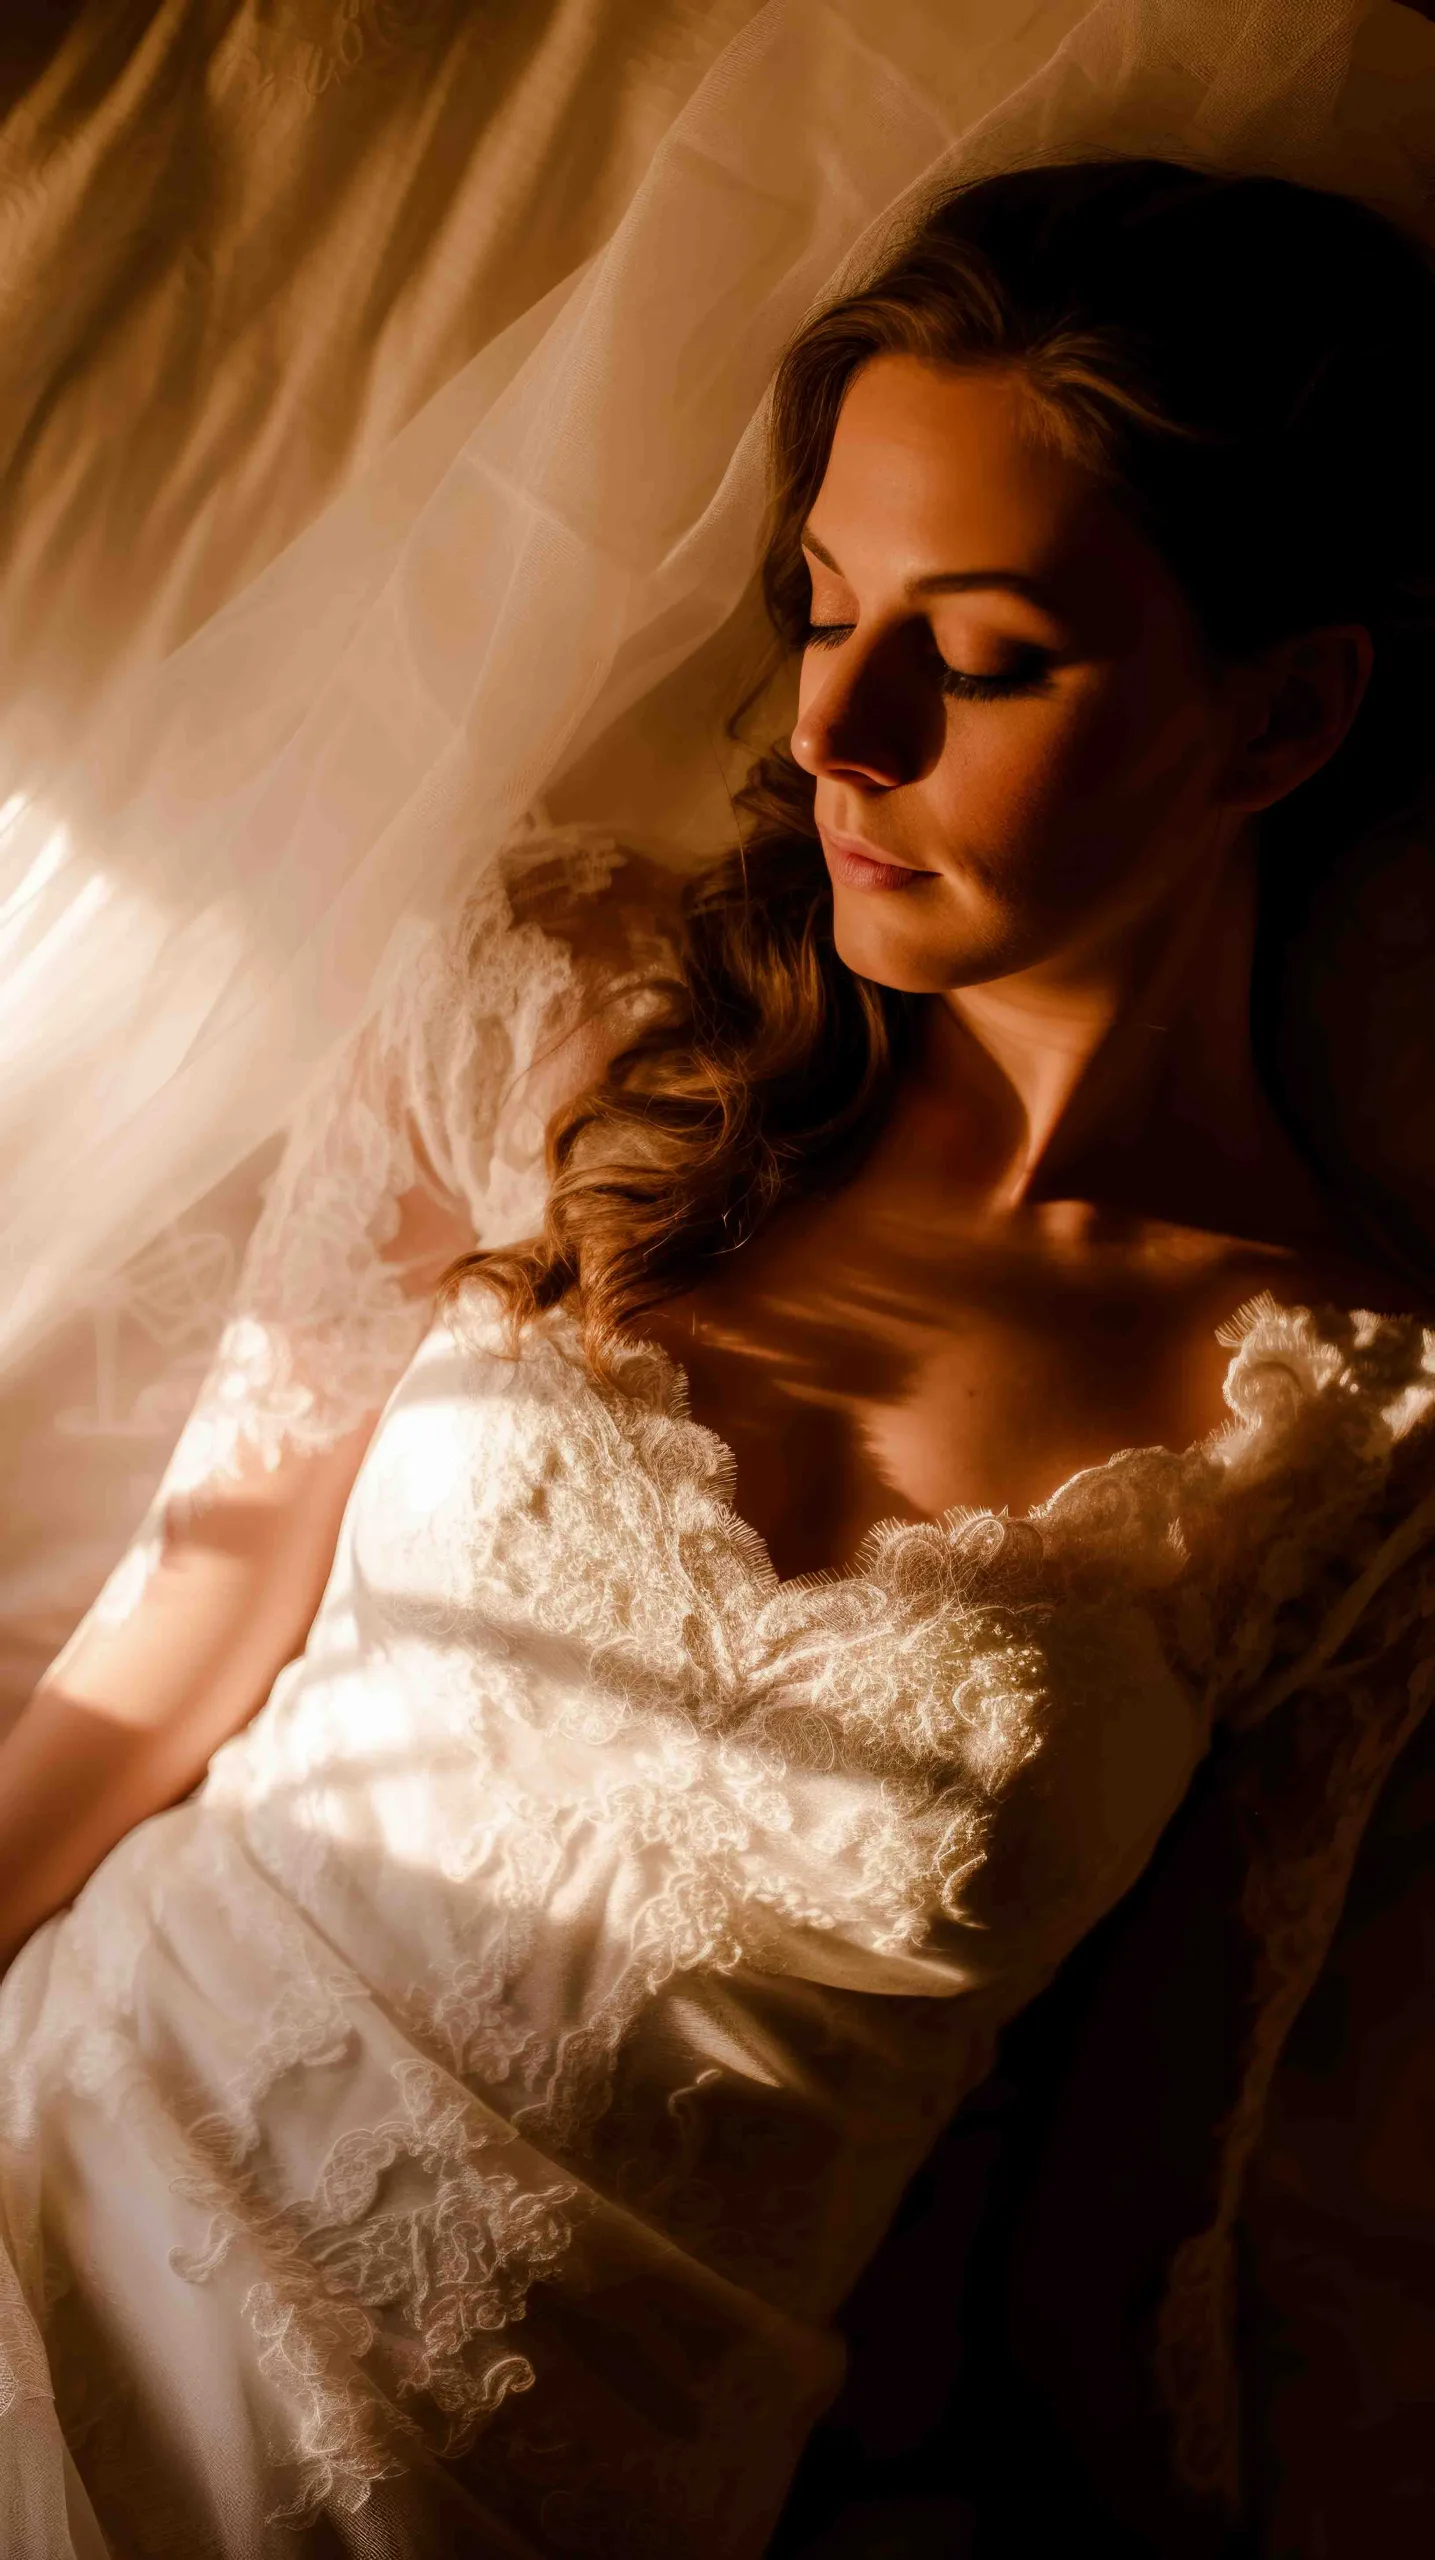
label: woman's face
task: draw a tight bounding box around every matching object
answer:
[791,354,1255,994]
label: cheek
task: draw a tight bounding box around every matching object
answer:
[932,674,1220,912]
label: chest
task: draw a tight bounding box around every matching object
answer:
[643,1163,1297,1585]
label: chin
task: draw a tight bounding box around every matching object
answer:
[829,886,1013,995]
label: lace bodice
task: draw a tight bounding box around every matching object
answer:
[3,838,1435,2558]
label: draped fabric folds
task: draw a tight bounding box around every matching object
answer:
[5,0,1435,1401]
[3,2,1435,2549]
[6,0,1435,1711]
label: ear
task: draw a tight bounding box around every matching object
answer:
[1217,625,1374,814]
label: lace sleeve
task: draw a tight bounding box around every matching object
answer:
[147,827,678,1514]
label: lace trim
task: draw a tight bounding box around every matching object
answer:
[190,826,631,1459]
[13,1275,1435,2536]
[0,2252,52,2421]
[609,1294,1435,1692]
[171,2056,578,2523]
[9,1815,592,2534]
[382,1298,1435,2170]
[232,0,452,103]
[78,822,647,1634]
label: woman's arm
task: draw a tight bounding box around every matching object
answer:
[0,1409,375,1973]
[0,1168,473,1973]
[0,846,672,1971]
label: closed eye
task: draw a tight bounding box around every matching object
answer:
[802,621,1053,702]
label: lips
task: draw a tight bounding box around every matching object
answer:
[820,831,934,894]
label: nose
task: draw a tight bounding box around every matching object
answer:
[790,626,941,789]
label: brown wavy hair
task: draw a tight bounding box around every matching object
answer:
[446,158,1435,1366]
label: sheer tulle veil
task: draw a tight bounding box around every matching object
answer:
[3,0,1435,1663]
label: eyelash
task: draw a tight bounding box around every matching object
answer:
[802,620,1051,701]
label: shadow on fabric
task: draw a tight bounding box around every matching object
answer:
[768,1738,1295,2560]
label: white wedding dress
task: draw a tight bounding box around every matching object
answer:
[1,840,1433,2560]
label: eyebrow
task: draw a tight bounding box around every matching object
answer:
[801,526,1059,614]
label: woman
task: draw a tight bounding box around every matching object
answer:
[1,156,1433,2557]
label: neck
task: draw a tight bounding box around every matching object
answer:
[929,827,1320,1238]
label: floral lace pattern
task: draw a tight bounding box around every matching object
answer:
[170,2055,577,2521]
[1,852,1434,2553]
[80,823,642,1638]
[168,837,604,1480]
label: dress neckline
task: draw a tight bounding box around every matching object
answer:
[551,1292,1435,1605]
